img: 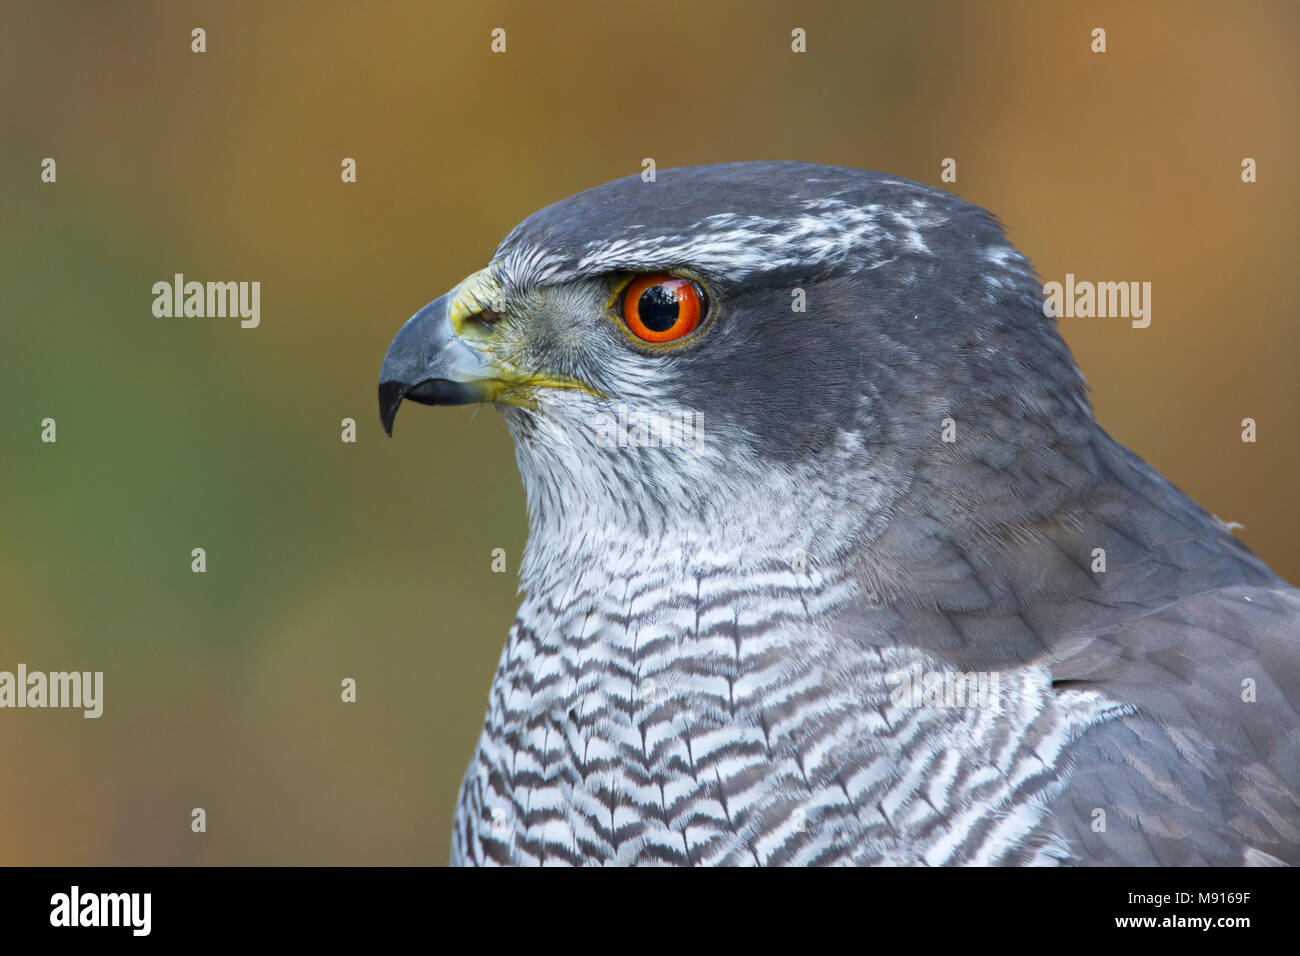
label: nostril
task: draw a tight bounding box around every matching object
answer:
[465,309,503,334]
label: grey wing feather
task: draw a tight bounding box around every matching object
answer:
[1048,586,1300,865]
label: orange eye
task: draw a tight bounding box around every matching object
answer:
[618,273,704,343]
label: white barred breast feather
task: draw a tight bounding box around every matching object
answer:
[451,521,1129,866]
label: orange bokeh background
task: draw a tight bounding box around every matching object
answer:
[1,0,1296,863]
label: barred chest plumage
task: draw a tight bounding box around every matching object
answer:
[450,533,1125,866]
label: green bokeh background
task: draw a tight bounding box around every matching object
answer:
[1,0,1296,863]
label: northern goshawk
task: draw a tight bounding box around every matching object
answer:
[379,162,1300,866]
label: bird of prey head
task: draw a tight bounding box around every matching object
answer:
[379,163,1088,574]
[380,162,1300,866]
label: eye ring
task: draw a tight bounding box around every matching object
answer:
[617,273,705,344]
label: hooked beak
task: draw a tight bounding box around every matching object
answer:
[378,293,494,436]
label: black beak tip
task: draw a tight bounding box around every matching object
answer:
[379,381,407,437]
[380,378,482,436]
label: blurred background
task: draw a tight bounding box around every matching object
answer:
[0,0,1296,864]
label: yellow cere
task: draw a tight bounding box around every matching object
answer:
[445,266,607,405]
[447,268,506,335]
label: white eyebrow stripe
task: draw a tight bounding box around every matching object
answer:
[497,196,952,290]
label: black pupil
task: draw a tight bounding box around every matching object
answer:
[637,285,680,332]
